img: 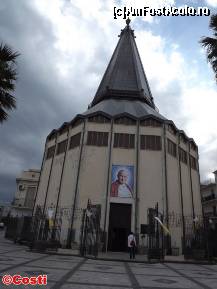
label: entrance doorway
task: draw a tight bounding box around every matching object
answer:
[108,203,132,251]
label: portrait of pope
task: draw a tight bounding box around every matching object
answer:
[111,166,134,198]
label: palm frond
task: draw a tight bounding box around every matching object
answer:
[200,36,217,48]
[209,14,217,33]
[0,43,20,63]
[200,15,217,82]
[0,91,16,109]
[0,43,19,123]
[0,106,9,122]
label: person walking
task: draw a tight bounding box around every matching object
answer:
[128,232,136,259]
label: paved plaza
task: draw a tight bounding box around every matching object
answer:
[0,232,216,289]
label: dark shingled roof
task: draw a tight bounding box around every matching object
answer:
[91,20,155,109]
[83,99,166,120]
[47,21,197,148]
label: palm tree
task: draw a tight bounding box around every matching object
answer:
[200,14,217,82]
[0,43,20,123]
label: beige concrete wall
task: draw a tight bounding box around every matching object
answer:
[36,123,83,208]
[180,162,192,216]
[46,138,56,148]
[57,125,84,244]
[77,145,109,210]
[139,126,164,224]
[34,118,202,253]
[58,147,80,208]
[179,140,192,216]
[166,133,182,248]
[86,122,111,132]
[34,138,56,209]
[58,121,84,209]
[166,156,181,214]
[45,153,65,209]
[78,122,111,202]
[34,157,52,208]
[138,150,163,224]
[58,147,81,244]
[191,168,202,216]
[73,122,111,242]
[113,124,136,134]
[58,132,68,142]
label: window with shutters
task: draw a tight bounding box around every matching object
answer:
[114,117,136,125]
[179,148,187,164]
[56,139,68,155]
[140,135,162,150]
[88,115,110,123]
[168,124,177,135]
[59,126,68,135]
[47,131,57,141]
[140,118,162,127]
[190,155,197,170]
[113,133,135,149]
[180,134,187,144]
[167,139,177,157]
[69,133,81,149]
[190,142,197,152]
[46,145,56,159]
[71,118,83,128]
[86,131,108,146]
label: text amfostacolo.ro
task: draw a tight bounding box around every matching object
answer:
[114,5,210,19]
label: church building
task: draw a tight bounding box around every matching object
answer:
[34,20,202,254]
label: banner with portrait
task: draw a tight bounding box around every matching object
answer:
[110,165,134,198]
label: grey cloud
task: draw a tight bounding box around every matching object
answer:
[0,0,216,203]
[151,80,183,122]
[0,174,17,203]
[0,0,118,202]
[0,0,81,202]
[199,147,217,182]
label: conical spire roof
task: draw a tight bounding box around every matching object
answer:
[91,20,155,109]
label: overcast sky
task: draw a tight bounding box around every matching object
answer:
[1,0,217,203]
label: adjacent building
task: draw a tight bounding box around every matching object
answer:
[201,170,217,229]
[10,169,40,217]
[34,20,202,253]
[0,203,10,222]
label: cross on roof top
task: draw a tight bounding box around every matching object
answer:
[126,18,131,26]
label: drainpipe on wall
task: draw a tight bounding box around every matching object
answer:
[32,140,47,217]
[189,143,195,225]
[163,123,170,253]
[103,119,113,252]
[178,136,186,254]
[52,128,70,240]
[42,136,58,216]
[135,120,140,238]
[67,119,86,249]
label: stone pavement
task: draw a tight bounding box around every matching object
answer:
[55,248,206,264]
[0,232,217,288]
[58,248,186,262]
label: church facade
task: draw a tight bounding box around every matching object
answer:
[34,21,202,253]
